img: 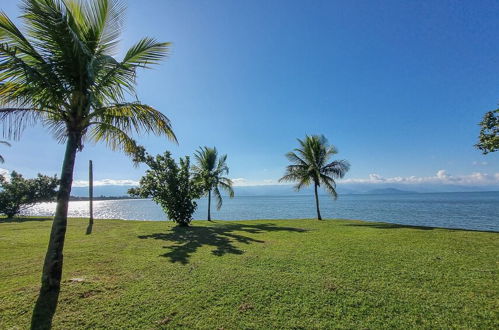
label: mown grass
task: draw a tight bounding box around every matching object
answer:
[0,217,497,329]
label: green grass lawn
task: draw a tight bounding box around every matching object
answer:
[0,217,497,329]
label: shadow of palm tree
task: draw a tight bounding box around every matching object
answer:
[345,222,435,231]
[0,217,53,223]
[344,221,497,233]
[138,223,308,264]
[85,219,93,235]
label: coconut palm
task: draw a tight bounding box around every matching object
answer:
[0,140,11,163]
[0,0,175,327]
[192,146,234,221]
[279,135,350,220]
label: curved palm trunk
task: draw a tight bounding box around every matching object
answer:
[31,133,79,329]
[314,183,322,220]
[207,189,212,221]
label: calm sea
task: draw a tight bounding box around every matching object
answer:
[24,191,499,231]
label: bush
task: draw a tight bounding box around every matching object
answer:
[0,171,59,218]
[476,109,499,154]
[129,151,201,226]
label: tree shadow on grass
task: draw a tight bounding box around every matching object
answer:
[85,219,93,235]
[345,222,435,231]
[0,216,53,223]
[344,221,497,233]
[138,223,308,264]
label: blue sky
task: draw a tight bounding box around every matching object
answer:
[1,0,498,188]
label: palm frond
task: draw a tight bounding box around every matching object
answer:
[122,37,170,68]
[285,151,307,166]
[294,176,312,191]
[279,170,306,184]
[0,107,44,140]
[0,44,63,107]
[88,121,139,156]
[213,186,223,210]
[218,177,234,198]
[90,102,176,142]
[320,174,338,200]
[82,0,125,55]
[0,11,45,61]
[322,160,350,179]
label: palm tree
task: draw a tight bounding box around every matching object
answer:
[279,135,350,220]
[0,0,175,327]
[0,140,11,163]
[192,146,234,221]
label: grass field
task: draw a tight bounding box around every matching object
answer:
[0,217,497,329]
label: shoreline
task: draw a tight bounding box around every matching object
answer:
[5,216,499,233]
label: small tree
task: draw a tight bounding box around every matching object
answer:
[192,146,234,221]
[0,171,59,218]
[279,135,350,220]
[476,109,499,154]
[129,151,201,226]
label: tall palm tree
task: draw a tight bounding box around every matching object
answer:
[279,135,350,220]
[192,146,234,221]
[0,0,175,327]
[0,140,11,163]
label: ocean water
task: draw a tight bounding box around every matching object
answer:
[24,191,499,231]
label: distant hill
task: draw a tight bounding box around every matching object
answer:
[366,188,416,195]
[69,183,498,198]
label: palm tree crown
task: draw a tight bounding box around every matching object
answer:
[192,146,234,220]
[0,0,176,150]
[279,135,350,219]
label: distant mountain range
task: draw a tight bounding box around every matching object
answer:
[365,188,416,195]
[70,183,499,197]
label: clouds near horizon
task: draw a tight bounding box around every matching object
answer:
[341,170,499,186]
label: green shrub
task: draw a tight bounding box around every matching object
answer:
[129,151,201,226]
[0,171,59,218]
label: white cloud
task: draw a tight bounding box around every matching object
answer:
[341,170,499,185]
[72,179,139,187]
[0,167,9,178]
[368,173,385,182]
[436,169,449,180]
[231,178,281,186]
[472,161,488,166]
[231,178,249,186]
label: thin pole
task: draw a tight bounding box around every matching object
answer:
[89,160,93,225]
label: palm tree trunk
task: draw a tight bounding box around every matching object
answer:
[31,132,80,329]
[314,183,322,220]
[207,189,211,221]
